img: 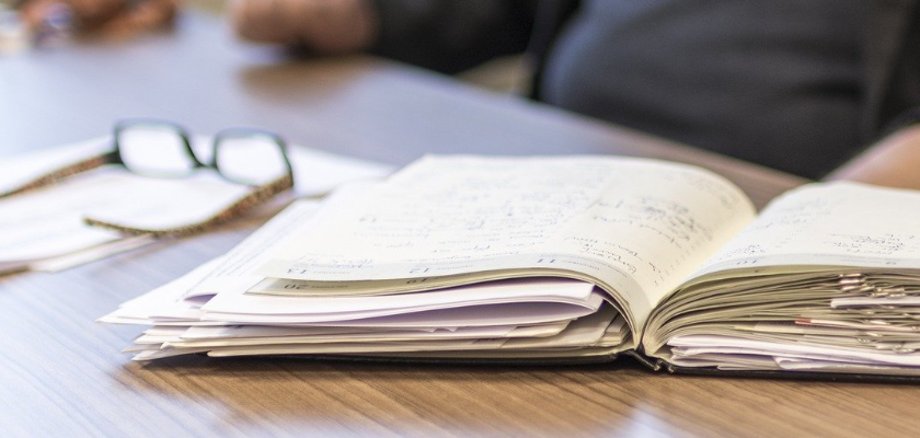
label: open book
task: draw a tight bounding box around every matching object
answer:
[102,156,920,378]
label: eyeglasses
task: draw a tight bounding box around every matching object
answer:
[1,119,294,237]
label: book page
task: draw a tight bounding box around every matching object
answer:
[692,182,920,278]
[259,156,755,330]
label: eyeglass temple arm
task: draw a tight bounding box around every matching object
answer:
[0,150,120,199]
[82,172,295,238]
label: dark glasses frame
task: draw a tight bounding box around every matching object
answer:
[1,119,295,237]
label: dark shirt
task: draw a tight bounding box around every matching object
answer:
[372,0,916,179]
[541,0,865,178]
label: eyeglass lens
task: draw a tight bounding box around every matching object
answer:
[116,123,198,177]
[214,132,290,186]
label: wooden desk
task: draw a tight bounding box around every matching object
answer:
[2,12,915,438]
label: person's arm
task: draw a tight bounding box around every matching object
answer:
[368,0,536,73]
[229,0,537,74]
[825,7,920,190]
[95,0,177,38]
[824,124,920,190]
[228,0,378,53]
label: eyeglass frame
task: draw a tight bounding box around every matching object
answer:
[112,119,295,183]
[1,119,295,238]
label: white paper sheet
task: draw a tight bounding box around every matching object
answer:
[669,334,920,367]
[164,323,568,348]
[830,296,920,308]
[201,278,598,315]
[0,137,111,196]
[202,293,605,326]
[1,134,390,273]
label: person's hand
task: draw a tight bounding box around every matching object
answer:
[94,0,178,39]
[825,124,920,190]
[229,0,377,53]
[18,0,178,39]
[19,0,122,30]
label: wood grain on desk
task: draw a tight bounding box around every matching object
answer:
[2,11,915,438]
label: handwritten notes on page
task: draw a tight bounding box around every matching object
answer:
[260,156,756,329]
[695,182,920,277]
[640,182,920,375]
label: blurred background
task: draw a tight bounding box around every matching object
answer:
[0,0,527,94]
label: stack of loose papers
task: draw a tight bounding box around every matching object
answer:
[658,273,920,375]
[0,136,391,274]
[101,198,628,361]
[641,183,920,375]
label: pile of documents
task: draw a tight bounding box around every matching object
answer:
[0,136,390,274]
[102,155,920,377]
[101,198,628,361]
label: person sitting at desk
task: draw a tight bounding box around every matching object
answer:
[229,0,920,188]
